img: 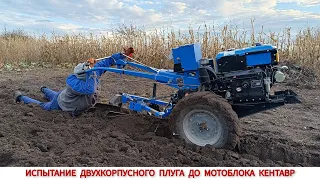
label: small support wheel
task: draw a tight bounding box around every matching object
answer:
[168,92,241,150]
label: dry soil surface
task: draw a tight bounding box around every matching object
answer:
[0,68,319,167]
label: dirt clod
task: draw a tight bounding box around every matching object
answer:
[110,131,123,138]
[35,143,49,152]
[12,138,27,147]
[25,112,35,117]
[229,151,240,160]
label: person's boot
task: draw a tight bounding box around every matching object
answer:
[14,91,23,103]
[40,86,47,93]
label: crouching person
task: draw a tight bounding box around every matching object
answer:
[14,48,134,116]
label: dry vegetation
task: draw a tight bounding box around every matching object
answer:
[0,21,319,79]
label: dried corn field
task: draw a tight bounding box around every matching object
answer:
[0,23,319,79]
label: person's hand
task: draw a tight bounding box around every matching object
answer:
[123,47,134,58]
[87,58,97,68]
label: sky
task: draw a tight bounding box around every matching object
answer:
[0,0,319,35]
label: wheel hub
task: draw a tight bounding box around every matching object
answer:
[183,109,223,146]
[197,121,209,131]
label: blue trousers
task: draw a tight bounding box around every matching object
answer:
[19,88,62,111]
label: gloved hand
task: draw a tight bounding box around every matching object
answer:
[123,47,134,58]
[111,47,134,59]
[87,58,98,68]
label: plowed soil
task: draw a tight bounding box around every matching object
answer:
[0,68,319,167]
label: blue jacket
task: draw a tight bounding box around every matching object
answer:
[65,53,123,95]
[57,53,124,115]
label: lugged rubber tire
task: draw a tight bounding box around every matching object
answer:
[168,91,241,150]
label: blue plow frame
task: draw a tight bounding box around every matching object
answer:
[122,93,173,118]
[84,59,201,118]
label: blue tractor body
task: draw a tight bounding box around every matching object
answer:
[86,43,298,118]
[216,43,278,73]
[85,43,300,149]
[172,43,202,71]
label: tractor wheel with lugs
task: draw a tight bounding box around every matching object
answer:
[168,92,241,150]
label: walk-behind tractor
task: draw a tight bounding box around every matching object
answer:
[85,43,301,150]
